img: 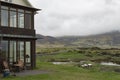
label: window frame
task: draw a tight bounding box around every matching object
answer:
[9,7,17,28]
[25,10,32,29]
[1,6,9,27]
[0,5,33,29]
[18,9,25,28]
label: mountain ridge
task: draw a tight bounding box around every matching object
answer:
[36,31,120,48]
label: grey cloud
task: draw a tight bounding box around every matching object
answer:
[29,0,120,36]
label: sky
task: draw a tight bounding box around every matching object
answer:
[29,0,120,37]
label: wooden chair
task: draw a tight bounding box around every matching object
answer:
[3,61,16,76]
[3,61,9,69]
[14,60,24,72]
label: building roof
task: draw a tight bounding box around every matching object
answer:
[0,0,32,7]
[25,0,33,7]
[0,0,40,11]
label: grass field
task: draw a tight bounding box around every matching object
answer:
[2,48,120,80]
[2,61,120,80]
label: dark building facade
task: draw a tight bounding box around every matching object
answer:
[0,0,39,69]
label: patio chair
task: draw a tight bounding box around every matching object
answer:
[3,61,9,69]
[14,60,24,72]
[2,61,13,77]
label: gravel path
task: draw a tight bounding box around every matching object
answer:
[14,70,49,76]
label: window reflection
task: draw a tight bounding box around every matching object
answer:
[0,40,31,66]
[1,6,8,26]
[10,41,16,64]
[18,41,24,62]
[26,42,31,63]
[18,9,24,28]
[1,41,8,61]
[10,8,17,27]
[0,6,32,29]
[25,11,32,29]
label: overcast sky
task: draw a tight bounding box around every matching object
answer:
[29,0,120,37]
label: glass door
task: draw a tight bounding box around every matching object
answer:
[1,41,8,61]
[9,41,16,64]
[25,42,31,66]
[18,41,25,62]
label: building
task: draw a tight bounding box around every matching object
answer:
[0,0,40,69]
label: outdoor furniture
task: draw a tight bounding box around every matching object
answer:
[2,61,10,77]
[3,61,17,77]
[3,61,9,69]
[13,60,24,72]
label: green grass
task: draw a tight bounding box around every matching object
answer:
[2,61,120,80]
[2,56,120,80]
[2,48,120,80]
[36,47,120,62]
[36,47,68,54]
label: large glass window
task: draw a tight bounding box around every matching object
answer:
[1,41,8,61]
[10,8,17,27]
[0,40,32,68]
[10,41,16,64]
[1,6,8,26]
[18,9,24,28]
[18,41,24,62]
[25,42,31,63]
[1,6,33,29]
[25,11,32,29]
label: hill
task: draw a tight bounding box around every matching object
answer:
[36,31,120,48]
[36,34,64,47]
